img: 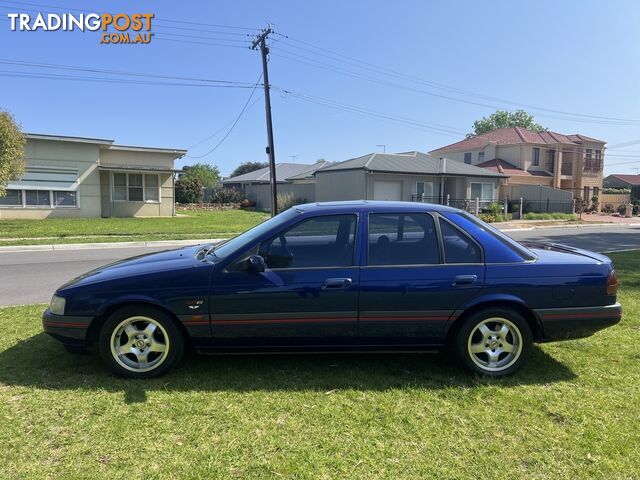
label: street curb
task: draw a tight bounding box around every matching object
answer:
[0,238,224,253]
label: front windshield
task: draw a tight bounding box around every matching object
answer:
[209,208,300,261]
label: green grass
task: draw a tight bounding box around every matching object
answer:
[1,252,639,479]
[522,212,577,221]
[0,210,269,246]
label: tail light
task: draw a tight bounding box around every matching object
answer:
[607,270,618,296]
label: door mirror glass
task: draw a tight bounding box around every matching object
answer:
[246,254,266,273]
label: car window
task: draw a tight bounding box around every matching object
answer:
[258,214,357,269]
[439,218,482,264]
[368,213,439,265]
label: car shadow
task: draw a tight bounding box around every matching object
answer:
[0,333,576,403]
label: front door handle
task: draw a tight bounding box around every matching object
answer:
[322,278,352,289]
[452,274,477,286]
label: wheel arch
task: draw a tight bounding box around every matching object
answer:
[86,300,190,346]
[447,297,544,343]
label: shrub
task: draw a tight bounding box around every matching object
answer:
[603,187,631,194]
[489,202,502,215]
[240,198,256,209]
[522,212,576,220]
[602,203,615,214]
[478,213,497,223]
[617,204,628,215]
[175,177,203,203]
[277,192,307,211]
[209,188,243,204]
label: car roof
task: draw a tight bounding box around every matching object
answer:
[293,200,462,215]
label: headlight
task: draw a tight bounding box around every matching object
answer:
[49,295,66,315]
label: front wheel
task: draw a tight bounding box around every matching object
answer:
[454,308,532,377]
[98,306,184,378]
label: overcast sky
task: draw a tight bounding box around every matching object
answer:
[2,0,640,175]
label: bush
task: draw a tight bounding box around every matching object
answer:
[489,202,502,215]
[277,192,307,211]
[603,187,631,194]
[175,177,203,203]
[209,188,243,204]
[478,213,497,223]
[602,203,615,214]
[240,198,256,209]
[617,204,628,215]
[522,212,576,220]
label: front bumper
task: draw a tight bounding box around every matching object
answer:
[42,309,93,346]
[535,303,622,341]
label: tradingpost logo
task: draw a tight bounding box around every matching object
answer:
[6,11,155,44]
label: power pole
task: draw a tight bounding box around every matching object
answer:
[376,144,386,153]
[251,26,278,216]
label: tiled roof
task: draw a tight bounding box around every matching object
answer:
[318,151,505,178]
[430,127,606,154]
[476,158,531,176]
[605,174,640,186]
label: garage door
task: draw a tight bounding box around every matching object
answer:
[373,181,402,200]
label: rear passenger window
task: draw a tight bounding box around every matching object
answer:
[439,218,482,264]
[368,213,439,265]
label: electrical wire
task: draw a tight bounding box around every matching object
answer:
[186,73,264,158]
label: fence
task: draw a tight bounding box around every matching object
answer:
[411,195,495,214]
[502,184,574,214]
[599,193,631,213]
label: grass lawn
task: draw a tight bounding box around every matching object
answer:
[1,252,639,479]
[0,209,269,246]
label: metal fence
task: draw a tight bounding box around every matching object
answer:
[411,194,576,216]
[411,195,496,214]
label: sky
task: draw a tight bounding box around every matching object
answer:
[1,0,640,176]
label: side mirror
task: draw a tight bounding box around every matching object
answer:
[246,254,266,273]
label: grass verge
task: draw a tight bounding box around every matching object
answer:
[0,251,638,478]
[0,209,269,246]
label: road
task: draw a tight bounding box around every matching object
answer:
[1,224,639,307]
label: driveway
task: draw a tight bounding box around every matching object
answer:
[1,224,639,307]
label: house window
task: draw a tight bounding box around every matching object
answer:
[0,167,79,209]
[464,152,472,164]
[548,150,555,172]
[470,182,494,201]
[585,149,592,169]
[595,150,602,170]
[0,189,22,206]
[112,172,161,203]
[416,181,434,199]
[25,190,50,206]
[593,187,599,198]
[583,186,590,201]
[128,174,144,201]
[478,151,485,164]
[532,147,540,166]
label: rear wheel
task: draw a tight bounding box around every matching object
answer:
[98,306,184,378]
[454,308,532,377]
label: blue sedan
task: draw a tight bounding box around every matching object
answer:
[43,201,622,378]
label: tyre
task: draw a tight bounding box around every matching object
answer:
[98,306,184,378]
[454,307,532,377]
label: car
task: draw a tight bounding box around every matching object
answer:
[43,201,622,378]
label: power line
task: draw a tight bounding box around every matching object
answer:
[0,58,257,86]
[274,35,640,125]
[186,73,264,159]
[187,95,263,150]
[0,0,260,31]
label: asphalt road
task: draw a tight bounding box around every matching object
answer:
[1,225,639,307]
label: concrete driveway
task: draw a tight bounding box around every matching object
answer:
[1,224,639,307]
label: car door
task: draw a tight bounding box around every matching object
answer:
[209,213,360,347]
[359,211,484,346]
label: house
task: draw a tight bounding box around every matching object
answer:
[0,133,186,219]
[604,174,640,200]
[314,151,505,206]
[222,160,331,208]
[430,127,606,202]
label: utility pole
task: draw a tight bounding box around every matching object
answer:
[376,144,386,153]
[251,26,278,216]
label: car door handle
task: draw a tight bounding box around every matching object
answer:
[322,278,352,289]
[452,275,477,286]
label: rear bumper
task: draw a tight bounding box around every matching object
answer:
[535,303,622,341]
[42,309,93,346]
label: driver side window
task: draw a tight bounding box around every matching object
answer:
[258,214,357,269]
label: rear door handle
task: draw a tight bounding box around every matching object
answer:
[452,274,477,286]
[322,278,352,289]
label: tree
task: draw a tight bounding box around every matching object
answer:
[175,177,203,204]
[469,110,545,137]
[230,161,268,178]
[0,110,26,197]
[180,162,220,188]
